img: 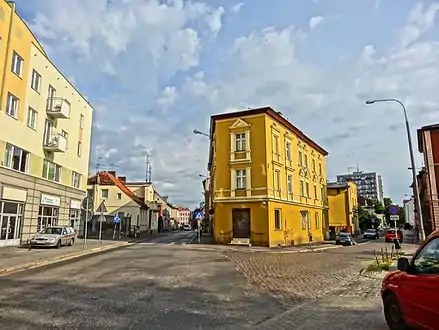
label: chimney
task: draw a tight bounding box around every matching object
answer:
[118,176,126,184]
[108,171,116,177]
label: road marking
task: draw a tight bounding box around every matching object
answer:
[168,242,175,245]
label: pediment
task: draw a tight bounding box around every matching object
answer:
[229,118,250,129]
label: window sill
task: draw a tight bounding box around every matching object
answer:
[27,125,37,131]
[31,88,41,95]
[11,71,23,79]
[5,112,18,120]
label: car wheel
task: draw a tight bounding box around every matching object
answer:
[68,238,74,246]
[383,294,408,330]
[56,240,61,248]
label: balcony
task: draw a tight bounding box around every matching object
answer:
[46,97,71,119]
[43,133,67,153]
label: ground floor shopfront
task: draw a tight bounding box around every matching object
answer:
[0,167,85,247]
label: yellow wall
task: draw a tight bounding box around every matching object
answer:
[327,182,358,230]
[0,3,92,192]
[211,111,328,247]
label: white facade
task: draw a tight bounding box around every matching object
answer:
[178,207,190,225]
[404,198,415,226]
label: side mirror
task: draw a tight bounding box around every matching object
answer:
[397,257,410,272]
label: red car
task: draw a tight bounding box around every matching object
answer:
[381,229,439,330]
[384,229,403,243]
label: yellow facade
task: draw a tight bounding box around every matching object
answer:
[210,107,329,247]
[0,2,93,246]
[327,181,358,234]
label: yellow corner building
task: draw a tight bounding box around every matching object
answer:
[0,1,93,246]
[208,107,329,247]
[327,181,359,237]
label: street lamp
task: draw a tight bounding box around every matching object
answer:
[365,98,426,241]
[193,129,210,138]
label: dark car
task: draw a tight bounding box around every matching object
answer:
[363,229,380,240]
[335,232,355,246]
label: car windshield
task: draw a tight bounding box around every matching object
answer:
[339,233,349,237]
[41,227,62,235]
[387,230,395,234]
[366,229,376,233]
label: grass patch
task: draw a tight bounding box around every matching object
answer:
[367,260,393,272]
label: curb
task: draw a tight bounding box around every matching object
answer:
[0,242,132,277]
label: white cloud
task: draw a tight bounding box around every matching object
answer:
[309,16,324,29]
[230,3,244,14]
[19,1,439,207]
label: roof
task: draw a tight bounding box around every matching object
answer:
[417,123,439,153]
[89,172,148,210]
[208,107,328,169]
[327,182,349,189]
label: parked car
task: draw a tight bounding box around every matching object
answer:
[183,224,191,231]
[381,229,439,330]
[363,228,380,240]
[385,229,404,243]
[335,232,355,246]
[30,226,76,248]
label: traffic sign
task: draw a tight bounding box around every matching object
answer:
[194,210,204,220]
[113,213,121,224]
[98,213,106,222]
[390,215,400,221]
[96,201,108,213]
[389,205,399,215]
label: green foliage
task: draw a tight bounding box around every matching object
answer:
[374,201,385,214]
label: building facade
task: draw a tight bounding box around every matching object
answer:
[327,181,358,235]
[417,124,439,234]
[403,197,415,227]
[177,207,190,226]
[208,107,329,247]
[337,170,384,203]
[0,2,92,246]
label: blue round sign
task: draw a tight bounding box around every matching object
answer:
[389,205,399,215]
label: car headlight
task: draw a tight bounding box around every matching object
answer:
[49,237,56,241]
[30,236,36,240]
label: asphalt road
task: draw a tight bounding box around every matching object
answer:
[141,230,198,245]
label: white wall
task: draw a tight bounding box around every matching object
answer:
[404,199,415,226]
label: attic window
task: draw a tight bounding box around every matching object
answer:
[117,193,122,200]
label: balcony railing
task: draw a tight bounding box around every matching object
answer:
[46,97,71,119]
[43,132,67,153]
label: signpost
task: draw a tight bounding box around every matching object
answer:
[389,205,401,247]
[81,196,93,250]
[194,210,204,243]
[112,213,121,240]
[96,201,107,243]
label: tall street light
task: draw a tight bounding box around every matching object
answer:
[193,129,210,138]
[365,98,426,241]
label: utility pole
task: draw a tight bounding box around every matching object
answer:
[146,154,152,183]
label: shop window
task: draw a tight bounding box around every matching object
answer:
[37,206,59,232]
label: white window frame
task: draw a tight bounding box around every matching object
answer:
[285,141,292,161]
[236,169,247,189]
[312,159,316,171]
[11,51,23,76]
[305,181,310,197]
[77,141,82,157]
[31,69,41,92]
[71,172,81,189]
[27,107,38,129]
[287,174,293,194]
[42,160,62,182]
[235,133,246,151]
[3,143,29,173]
[80,114,85,129]
[304,154,308,168]
[298,150,303,166]
[6,92,19,118]
[314,184,318,199]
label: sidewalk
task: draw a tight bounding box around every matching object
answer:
[0,237,152,276]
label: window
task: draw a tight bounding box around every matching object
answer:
[315,212,320,229]
[6,93,19,117]
[314,184,318,199]
[301,211,308,230]
[319,163,322,176]
[60,130,68,149]
[101,189,109,198]
[412,238,439,275]
[117,193,122,200]
[287,175,293,194]
[298,150,302,166]
[274,170,281,192]
[37,206,58,232]
[235,133,246,151]
[31,70,41,92]
[285,141,292,161]
[77,141,82,157]
[42,160,61,182]
[273,135,279,154]
[300,180,304,196]
[236,169,247,189]
[304,154,308,168]
[80,114,85,129]
[69,209,80,231]
[274,209,281,230]
[305,182,310,197]
[3,144,29,173]
[47,85,56,110]
[11,51,23,76]
[27,107,37,129]
[312,159,316,171]
[71,172,81,189]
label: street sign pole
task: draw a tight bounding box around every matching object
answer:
[99,211,103,244]
[82,197,89,250]
[197,219,201,243]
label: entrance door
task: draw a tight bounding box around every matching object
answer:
[0,215,18,246]
[232,208,250,238]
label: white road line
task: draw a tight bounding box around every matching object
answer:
[168,242,176,245]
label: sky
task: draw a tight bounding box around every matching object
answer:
[14,0,439,208]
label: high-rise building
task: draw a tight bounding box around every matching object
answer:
[0,1,93,246]
[208,106,329,247]
[336,170,384,203]
[403,198,415,226]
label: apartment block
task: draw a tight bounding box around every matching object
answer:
[208,107,329,247]
[0,1,93,246]
[337,170,384,203]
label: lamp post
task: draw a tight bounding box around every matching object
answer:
[365,98,425,241]
[193,129,210,138]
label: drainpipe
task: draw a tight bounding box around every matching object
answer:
[0,2,15,110]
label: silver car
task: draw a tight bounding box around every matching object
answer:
[30,226,76,248]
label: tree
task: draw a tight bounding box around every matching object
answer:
[383,197,393,225]
[358,206,374,231]
[374,201,385,214]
